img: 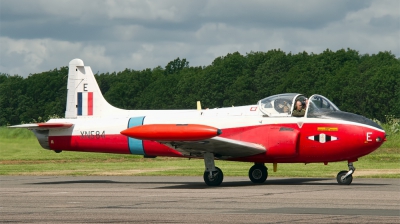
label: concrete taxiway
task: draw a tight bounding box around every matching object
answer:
[1,176,399,223]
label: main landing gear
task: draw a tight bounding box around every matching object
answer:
[336,162,355,185]
[203,152,224,186]
[203,153,269,186]
[249,163,268,184]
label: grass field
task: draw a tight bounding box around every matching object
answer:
[0,125,399,178]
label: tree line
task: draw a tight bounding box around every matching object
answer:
[1,48,399,126]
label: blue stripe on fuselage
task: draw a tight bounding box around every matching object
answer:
[77,92,82,116]
[127,116,145,155]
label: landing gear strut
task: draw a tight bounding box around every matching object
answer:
[249,163,268,184]
[337,162,355,185]
[203,152,223,186]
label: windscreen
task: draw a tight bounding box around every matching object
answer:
[306,94,340,117]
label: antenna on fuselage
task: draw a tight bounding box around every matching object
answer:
[197,101,202,110]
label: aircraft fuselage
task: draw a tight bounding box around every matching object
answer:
[44,114,385,164]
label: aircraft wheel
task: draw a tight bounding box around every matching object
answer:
[203,167,224,186]
[249,164,268,184]
[336,170,353,185]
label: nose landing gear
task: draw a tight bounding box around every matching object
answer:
[337,162,355,185]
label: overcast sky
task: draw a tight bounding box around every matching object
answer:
[1,0,399,77]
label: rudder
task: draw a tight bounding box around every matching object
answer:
[65,59,120,118]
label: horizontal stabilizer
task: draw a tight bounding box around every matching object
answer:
[120,124,221,141]
[9,123,73,130]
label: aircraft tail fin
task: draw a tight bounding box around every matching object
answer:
[65,59,120,118]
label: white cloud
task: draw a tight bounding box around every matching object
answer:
[0,37,113,76]
[1,37,64,75]
[0,0,398,77]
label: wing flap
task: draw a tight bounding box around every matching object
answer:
[163,136,266,158]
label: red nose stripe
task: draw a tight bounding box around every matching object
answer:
[120,124,221,141]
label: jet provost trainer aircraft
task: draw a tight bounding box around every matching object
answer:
[10,59,386,186]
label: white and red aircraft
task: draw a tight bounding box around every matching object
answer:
[10,59,386,186]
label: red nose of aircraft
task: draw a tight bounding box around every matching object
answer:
[344,115,386,159]
[360,125,386,156]
[120,124,222,141]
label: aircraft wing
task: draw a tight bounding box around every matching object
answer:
[8,123,73,130]
[121,124,266,158]
[162,137,266,159]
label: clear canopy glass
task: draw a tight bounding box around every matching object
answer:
[306,94,340,117]
[257,93,339,117]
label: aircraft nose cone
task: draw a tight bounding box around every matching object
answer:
[360,117,386,156]
[363,117,384,131]
[319,111,384,131]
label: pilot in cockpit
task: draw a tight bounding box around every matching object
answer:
[277,100,290,113]
[292,100,305,117]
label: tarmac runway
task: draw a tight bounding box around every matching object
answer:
[1,176,399,223]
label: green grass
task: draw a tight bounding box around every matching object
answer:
[0,126,36,139]
[1,126,399,178]
[380,123,400,148]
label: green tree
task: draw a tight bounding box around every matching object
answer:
[1,49,399,125]
[165,58,189,75]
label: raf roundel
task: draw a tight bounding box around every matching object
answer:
[308,133,338,143]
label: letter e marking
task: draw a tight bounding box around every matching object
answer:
[366,132,372,141]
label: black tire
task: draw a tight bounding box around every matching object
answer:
[336,170,353,185]
[203,167,224,186]
[249,165,268,184]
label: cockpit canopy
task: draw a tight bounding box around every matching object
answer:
[258,93,340,117]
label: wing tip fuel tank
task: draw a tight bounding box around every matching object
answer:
[120,124,221,141]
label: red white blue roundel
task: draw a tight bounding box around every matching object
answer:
[308,133,338,143]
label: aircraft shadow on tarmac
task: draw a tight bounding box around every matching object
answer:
[30,177,388,189]
[155,178,389,189]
